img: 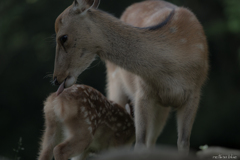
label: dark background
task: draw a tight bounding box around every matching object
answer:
[1,0,240,159]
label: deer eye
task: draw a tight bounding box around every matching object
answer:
[59,35,68,45]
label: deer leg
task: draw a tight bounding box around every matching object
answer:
[134,94,147,148]
[53,134,92,160]
[134,91,170,149]
[106,61,129,107]
[38,121,60,160]
[53,120,93,160]
[106,71,128,107]
[146,104,171,148]
[176,93,200,155]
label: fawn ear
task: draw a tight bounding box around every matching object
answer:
[73,0,100,13]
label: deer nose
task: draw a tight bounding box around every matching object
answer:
[53,77,60,86]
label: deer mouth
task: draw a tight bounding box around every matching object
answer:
[56,76,76,96]
[56,80,65,96]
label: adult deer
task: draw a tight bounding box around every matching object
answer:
[53,0,209,154]
[38,84,135,160]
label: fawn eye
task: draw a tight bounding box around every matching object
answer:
[59,35,68,45]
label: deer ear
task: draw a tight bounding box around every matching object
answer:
[73,0,100,13]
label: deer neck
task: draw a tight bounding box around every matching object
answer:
[91,10,167,76]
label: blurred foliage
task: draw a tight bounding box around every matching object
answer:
[0,0,240,159]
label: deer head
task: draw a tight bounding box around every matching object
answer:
[53,0,101,88]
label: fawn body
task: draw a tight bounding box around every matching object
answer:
[53,0,209,154]
[38,84,135,160]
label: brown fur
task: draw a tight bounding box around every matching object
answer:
[53,0,209,154]
[38,85,135,160]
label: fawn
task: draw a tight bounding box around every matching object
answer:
[52,0,209,154]
[38,84,135,160]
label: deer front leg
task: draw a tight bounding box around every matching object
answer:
[106,63,128,107]
[146,104,171,147]
[176,92,200,155]
[53,136,92,160]
[38,124,60,160]
[107,81,128,107]
[134,91,170,149]
[53,123,93,160]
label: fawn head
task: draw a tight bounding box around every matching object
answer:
[53,0,101,88]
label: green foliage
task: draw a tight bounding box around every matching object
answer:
[13,137,24,160]
[223,0,240,33]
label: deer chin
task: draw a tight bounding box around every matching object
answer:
[65,76,76,88]
[56,76,76,96]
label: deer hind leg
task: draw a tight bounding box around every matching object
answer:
[134,91,170,149]
[176,92,200,155]
[53,121,93,160]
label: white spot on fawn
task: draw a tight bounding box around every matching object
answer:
[71,86,78,92]
[84,90,89,96]
[87,99,94,108]
[81,107,85,112]
[90,94,95,100]
[84,111,88,118]
[88,126,92,133]
[80,85,85,89]
[87,88,92,93]
[85,118,91,125]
